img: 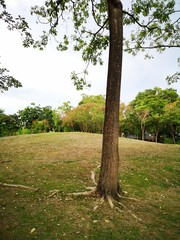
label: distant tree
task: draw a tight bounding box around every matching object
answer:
[18,103,54,131]
[63,102,105,133]
[32,119,51,133]
[40,106,55,130]
[136,108,150,141]
[162,99,180,143]
[119,102,126,136]
[0,109,20,136]
[18,103,42,129]
[122,104,141,139]
[52,110,63,132]
[79,94,105,106]
[130,87,179,141]
[58,101,74,117]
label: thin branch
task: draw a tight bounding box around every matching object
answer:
[84,19,108,37]
[90,0,102,28]
[172,17,180,25]
[124,44,180,51]
[123,10,158,30]
[172,10,180,13]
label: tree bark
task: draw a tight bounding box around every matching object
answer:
[141,124,145,141]
[155,130,158,143]
[169,125,176,144]
[96,0,123,200]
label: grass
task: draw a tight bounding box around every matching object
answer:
[0,132,179,240]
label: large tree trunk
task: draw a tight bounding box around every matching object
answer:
[96,0,123,200]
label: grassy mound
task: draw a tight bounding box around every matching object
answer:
[0,132,179,240]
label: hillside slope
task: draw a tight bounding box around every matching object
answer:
[0,132,179,240]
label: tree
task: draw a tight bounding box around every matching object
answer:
[130,87,179,141]
[121,104,141,139]
[52,110,63,132]
[79,94,105,106]
[162,99,180,143]
[63,100,105,133]
[1,0,180,202]
[0,109,20,136]
[18,103,55,132]
[58,101,74,117]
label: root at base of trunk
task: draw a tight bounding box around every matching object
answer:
[92,195,141,221]
[0,182,38,191]
[65,168,141,221]
[67,187,96,197]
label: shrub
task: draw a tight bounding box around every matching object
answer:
[16,128,31,135]
[32,120,51,133]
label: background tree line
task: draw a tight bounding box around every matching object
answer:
[0,87,179,143]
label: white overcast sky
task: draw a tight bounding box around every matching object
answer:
[0,0,180,114]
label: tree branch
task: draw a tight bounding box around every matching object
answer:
[124,44,180,51]
[123,10,158,31]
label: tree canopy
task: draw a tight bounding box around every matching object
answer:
[123,87,179,142]
[0,0,179,87]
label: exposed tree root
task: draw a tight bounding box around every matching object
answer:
[90,164,100,186]
[93,195,141,221]
[115,201,142,222]
[117,193,140,202]
[91,171,97,186]
[48,167,141,221]
[66,165,99,197]
[0,182,38,191]
[93,197,105,211]
[49,189,61,197]
[67,187,96,197]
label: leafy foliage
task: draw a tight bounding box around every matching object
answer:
[123,87,179,142]
[1,0,179,88]
[63,101,105,133]
[123,0,180,54]
[162,99,180,143]
[17,103,59,132]
[78,94,105,105]
[32,119,51,133]
[0,64,22,93]
[0,91,179,143]
[0,109,20,136]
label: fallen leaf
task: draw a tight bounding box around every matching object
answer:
[30,228,36,233]
[105,219,111,223]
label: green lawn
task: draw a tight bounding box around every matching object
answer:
[0,132,179,240]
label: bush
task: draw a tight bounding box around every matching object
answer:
[32,120,51,133]
[16,128,31,135]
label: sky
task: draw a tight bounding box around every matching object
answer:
[0,0,180,115]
